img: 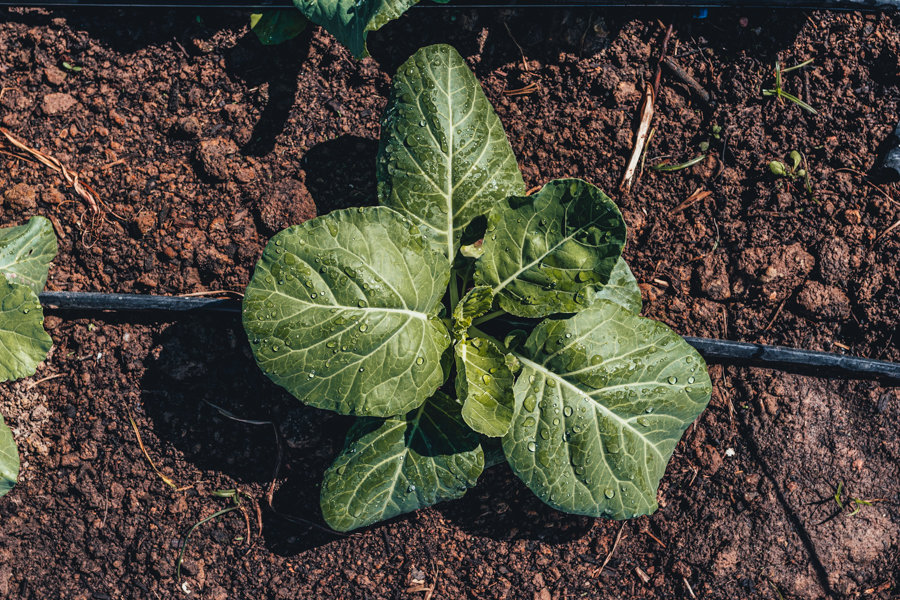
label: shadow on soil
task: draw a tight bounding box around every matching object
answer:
[136,316,351,552]
[132,314,600,555]
[302,135,380,216]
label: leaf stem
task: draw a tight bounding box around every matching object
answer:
[449,269,460,312]
[471,310,505,327]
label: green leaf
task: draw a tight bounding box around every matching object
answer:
[452,285,492,339]
[0,414,18,498]
[0,279,52,383]
[475,179,627,318]
[251,9,307,46]
[377,44,525,262]
[503,300,711,519]
[0,216,58,295]
[455,337,515,437]
[242,207,451,417]
[595,258,642,314]
[293,0,417,59]
[321,391,484,531]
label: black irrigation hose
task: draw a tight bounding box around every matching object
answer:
[38,291,900,381]
[6,0,899,8]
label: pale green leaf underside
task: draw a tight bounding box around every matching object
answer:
[0,415,18,497]
[454,338,515,437]
[503,300,711,519]
[251,9,307,45]
[452,285,492,339]
[242,207,451,418]
[0,216,58,295]
[377,44,525,262]
[0,279,52,383]
[321,391,484,531]
[476,179,627,318]
[293,0,415,59]
[596,258,642,315]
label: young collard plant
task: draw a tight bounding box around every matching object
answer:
[242,44,712,532]
[0,216,57,498]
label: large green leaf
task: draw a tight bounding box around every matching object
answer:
[377,44,525,262]
[596,258,642,315]
[0,279,52,383]
[0,216,58,295]
[0,415,18,497]
[475,179,627,318]
[251,9,307,45]
[454,337,515,437]
[321,391,484,531]
[293,0,416,59]
[243,207,451,417]
[503,300,711,519]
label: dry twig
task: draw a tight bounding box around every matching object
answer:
[126,407,195,491]
[1,127,101,218]
[593,522,627,577]
[671,188,713,215]
[619,83,656,195]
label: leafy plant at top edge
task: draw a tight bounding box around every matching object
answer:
[293,0,449,60]
[0,216,58,498]
[250,10,308,46]
[242,44,712,532]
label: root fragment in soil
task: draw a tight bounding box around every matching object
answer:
[126,408,194,492]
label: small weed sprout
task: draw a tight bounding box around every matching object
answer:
[763,58,817,114]
[699,124,724,153]
[770,150,817,202]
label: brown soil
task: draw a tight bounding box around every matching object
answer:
[1,5,899,599]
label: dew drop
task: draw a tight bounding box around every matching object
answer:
[527,442,536,452]
[563,406,573,417]
[416,357,425,366]
[604,488,614,499]
[523,396,537,412]
[667,376,678,385]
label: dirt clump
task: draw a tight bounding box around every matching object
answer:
[797,280,852,320]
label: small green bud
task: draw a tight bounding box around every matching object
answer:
[769,161,787,176]
[789,151,802,170]
[797,169,807,177]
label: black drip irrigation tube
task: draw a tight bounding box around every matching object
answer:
[39,291,900,382]
[4,0,899,8]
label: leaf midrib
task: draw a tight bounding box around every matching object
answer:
[513,354,667,464]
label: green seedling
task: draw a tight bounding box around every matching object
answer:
[763,58,817,115]
[770,150,816,201]
[0,217,58,499]
[61,61,82,73]
[651,154,707,173]
[176,490,246,580]
[699,124,724,153]
[832,481,882,516]
[243,44,713,533]
[834,481,844,509]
